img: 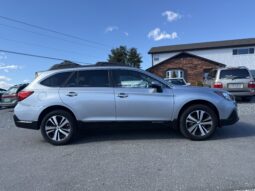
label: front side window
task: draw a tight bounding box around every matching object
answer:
[64,70,110,87]
[113,70,157,88]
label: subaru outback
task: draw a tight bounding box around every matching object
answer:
[14,65,239,145]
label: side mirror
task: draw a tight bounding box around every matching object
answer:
[149,82,163,93]
[186,83,191,86]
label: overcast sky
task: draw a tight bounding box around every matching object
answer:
[0,0,255,89]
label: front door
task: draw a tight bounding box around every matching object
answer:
[112,69,174,121]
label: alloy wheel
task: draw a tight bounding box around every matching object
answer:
[185,110,213,137]
[45,115,71,142]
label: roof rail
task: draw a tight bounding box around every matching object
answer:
[95,62,132,67]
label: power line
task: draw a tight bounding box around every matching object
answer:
[0,15,109,47]
[0,36,97,59]
[0,22,105,50]
[0,49,89,64]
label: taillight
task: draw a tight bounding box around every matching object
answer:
[213,82,223,88]
[248,81,255,89]
[18,91,34,101]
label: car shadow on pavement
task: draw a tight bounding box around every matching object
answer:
[212,122,255,140]
[73,124,183,144]
[72,121,255,144]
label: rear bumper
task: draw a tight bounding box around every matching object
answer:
[220,109,239,126]
[13,115,39,130]
[228,91,255,97]
[0,102,17,107]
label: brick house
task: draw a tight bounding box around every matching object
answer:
[147,38,255,85]
[147,52,225,85]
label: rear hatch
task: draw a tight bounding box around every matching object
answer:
[218,68,252,93]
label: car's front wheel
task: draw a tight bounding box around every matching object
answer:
[40,110,76,145]
[179,104,218,140]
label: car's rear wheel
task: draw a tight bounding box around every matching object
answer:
[179,104,218,140]
[40,110,76,145]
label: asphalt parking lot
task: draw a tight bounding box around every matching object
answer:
[0,98,255,191]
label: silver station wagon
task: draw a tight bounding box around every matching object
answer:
[14,64,239,145]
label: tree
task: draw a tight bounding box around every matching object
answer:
[108,46,128,64]
[108,46,142,68]
[127,48,142,68]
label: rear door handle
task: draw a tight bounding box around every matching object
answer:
[117,93,128,98]
[66,92,78,97]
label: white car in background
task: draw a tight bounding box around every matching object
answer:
[165,78,191,86]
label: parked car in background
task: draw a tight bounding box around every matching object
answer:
[0,88,6,100]
[204,67,255,101]
[14,64,238,145]
[0,84,28,108]
[165,78,191,86]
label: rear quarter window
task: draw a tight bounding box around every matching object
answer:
[219,69,250,79]
[41,72,73,87]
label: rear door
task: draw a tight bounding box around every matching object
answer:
[59,69,115,122]
[112,69,174,121]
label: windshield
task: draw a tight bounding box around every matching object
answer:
[6,87,18,94]
[220,69,250,79]
[167,79,186,85]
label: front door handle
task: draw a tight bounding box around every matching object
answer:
[117,93,128,98]
[66,92,78,97]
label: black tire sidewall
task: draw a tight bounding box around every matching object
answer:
[180,105,218,140]
[40,110,76,145]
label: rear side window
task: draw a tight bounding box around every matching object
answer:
[219,69,250,79]
[65,70,110,87]
[41,72,73,87]
[207,70,217,79]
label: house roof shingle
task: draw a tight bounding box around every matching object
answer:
[148,38,255,54]
[146,52,226,71]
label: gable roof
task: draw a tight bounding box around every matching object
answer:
[148,38,255,54]
[147,52,226,71]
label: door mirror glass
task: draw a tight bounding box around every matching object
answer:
[149,82,163,93]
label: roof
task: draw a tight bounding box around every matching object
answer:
[48,61,132,71]
[147,52,226,71]
[148,38,255,54]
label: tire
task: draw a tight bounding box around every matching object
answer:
[40,110,77,145]
[179,104,218,140]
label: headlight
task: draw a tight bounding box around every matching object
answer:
[215,91,235,101]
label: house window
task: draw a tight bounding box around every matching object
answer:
[153,57,159,61]
[166,69,184,79]
[233,48,254,55]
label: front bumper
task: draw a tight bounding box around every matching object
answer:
[13,115,39,130]
[220,109,239,126]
